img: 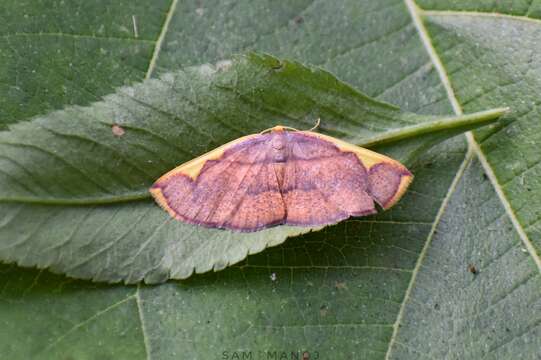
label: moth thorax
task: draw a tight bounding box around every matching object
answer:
[271,133,287,162]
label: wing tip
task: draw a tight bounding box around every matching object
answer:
[149,185,180,220]
[381,172,413,210]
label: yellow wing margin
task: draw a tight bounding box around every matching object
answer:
[149,132,262,218]
[150,186,181,220]
[302,130,413,209]
[153,132,262,183]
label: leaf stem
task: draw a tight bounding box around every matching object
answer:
[359,107,509,148]
[0,191,151,206]
[1,108,507,206]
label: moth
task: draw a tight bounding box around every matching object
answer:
[150,125,412,232]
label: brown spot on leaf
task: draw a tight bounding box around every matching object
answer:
[468,264,478,275]
[334,281,348,290]
[112,124,125,137]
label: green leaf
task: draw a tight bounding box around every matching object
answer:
[0,52,503,284]
[1,0,540,359]
[0,0,171,127]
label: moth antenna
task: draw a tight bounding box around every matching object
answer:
[259,119,321,134]
[307,118,321,132]
[260,125,299,134]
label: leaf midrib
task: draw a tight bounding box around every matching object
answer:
[0,109,505,205]
[385,0,541,358]
[1,32,153,43]
[384,147,474,360]
[145,0,180,79]
[26,1,540,357]
[407,0,541,272]
[423,9,541,25]
[136,285,153,360]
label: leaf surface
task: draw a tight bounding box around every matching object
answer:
[0,53,502,283]
[0,0,539,359]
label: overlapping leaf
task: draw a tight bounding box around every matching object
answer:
[0,52,503,283]
[0,0,539,359]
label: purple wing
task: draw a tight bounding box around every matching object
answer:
[153,136,286,231]
[282,132,376,227]
[153,131,411,232]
